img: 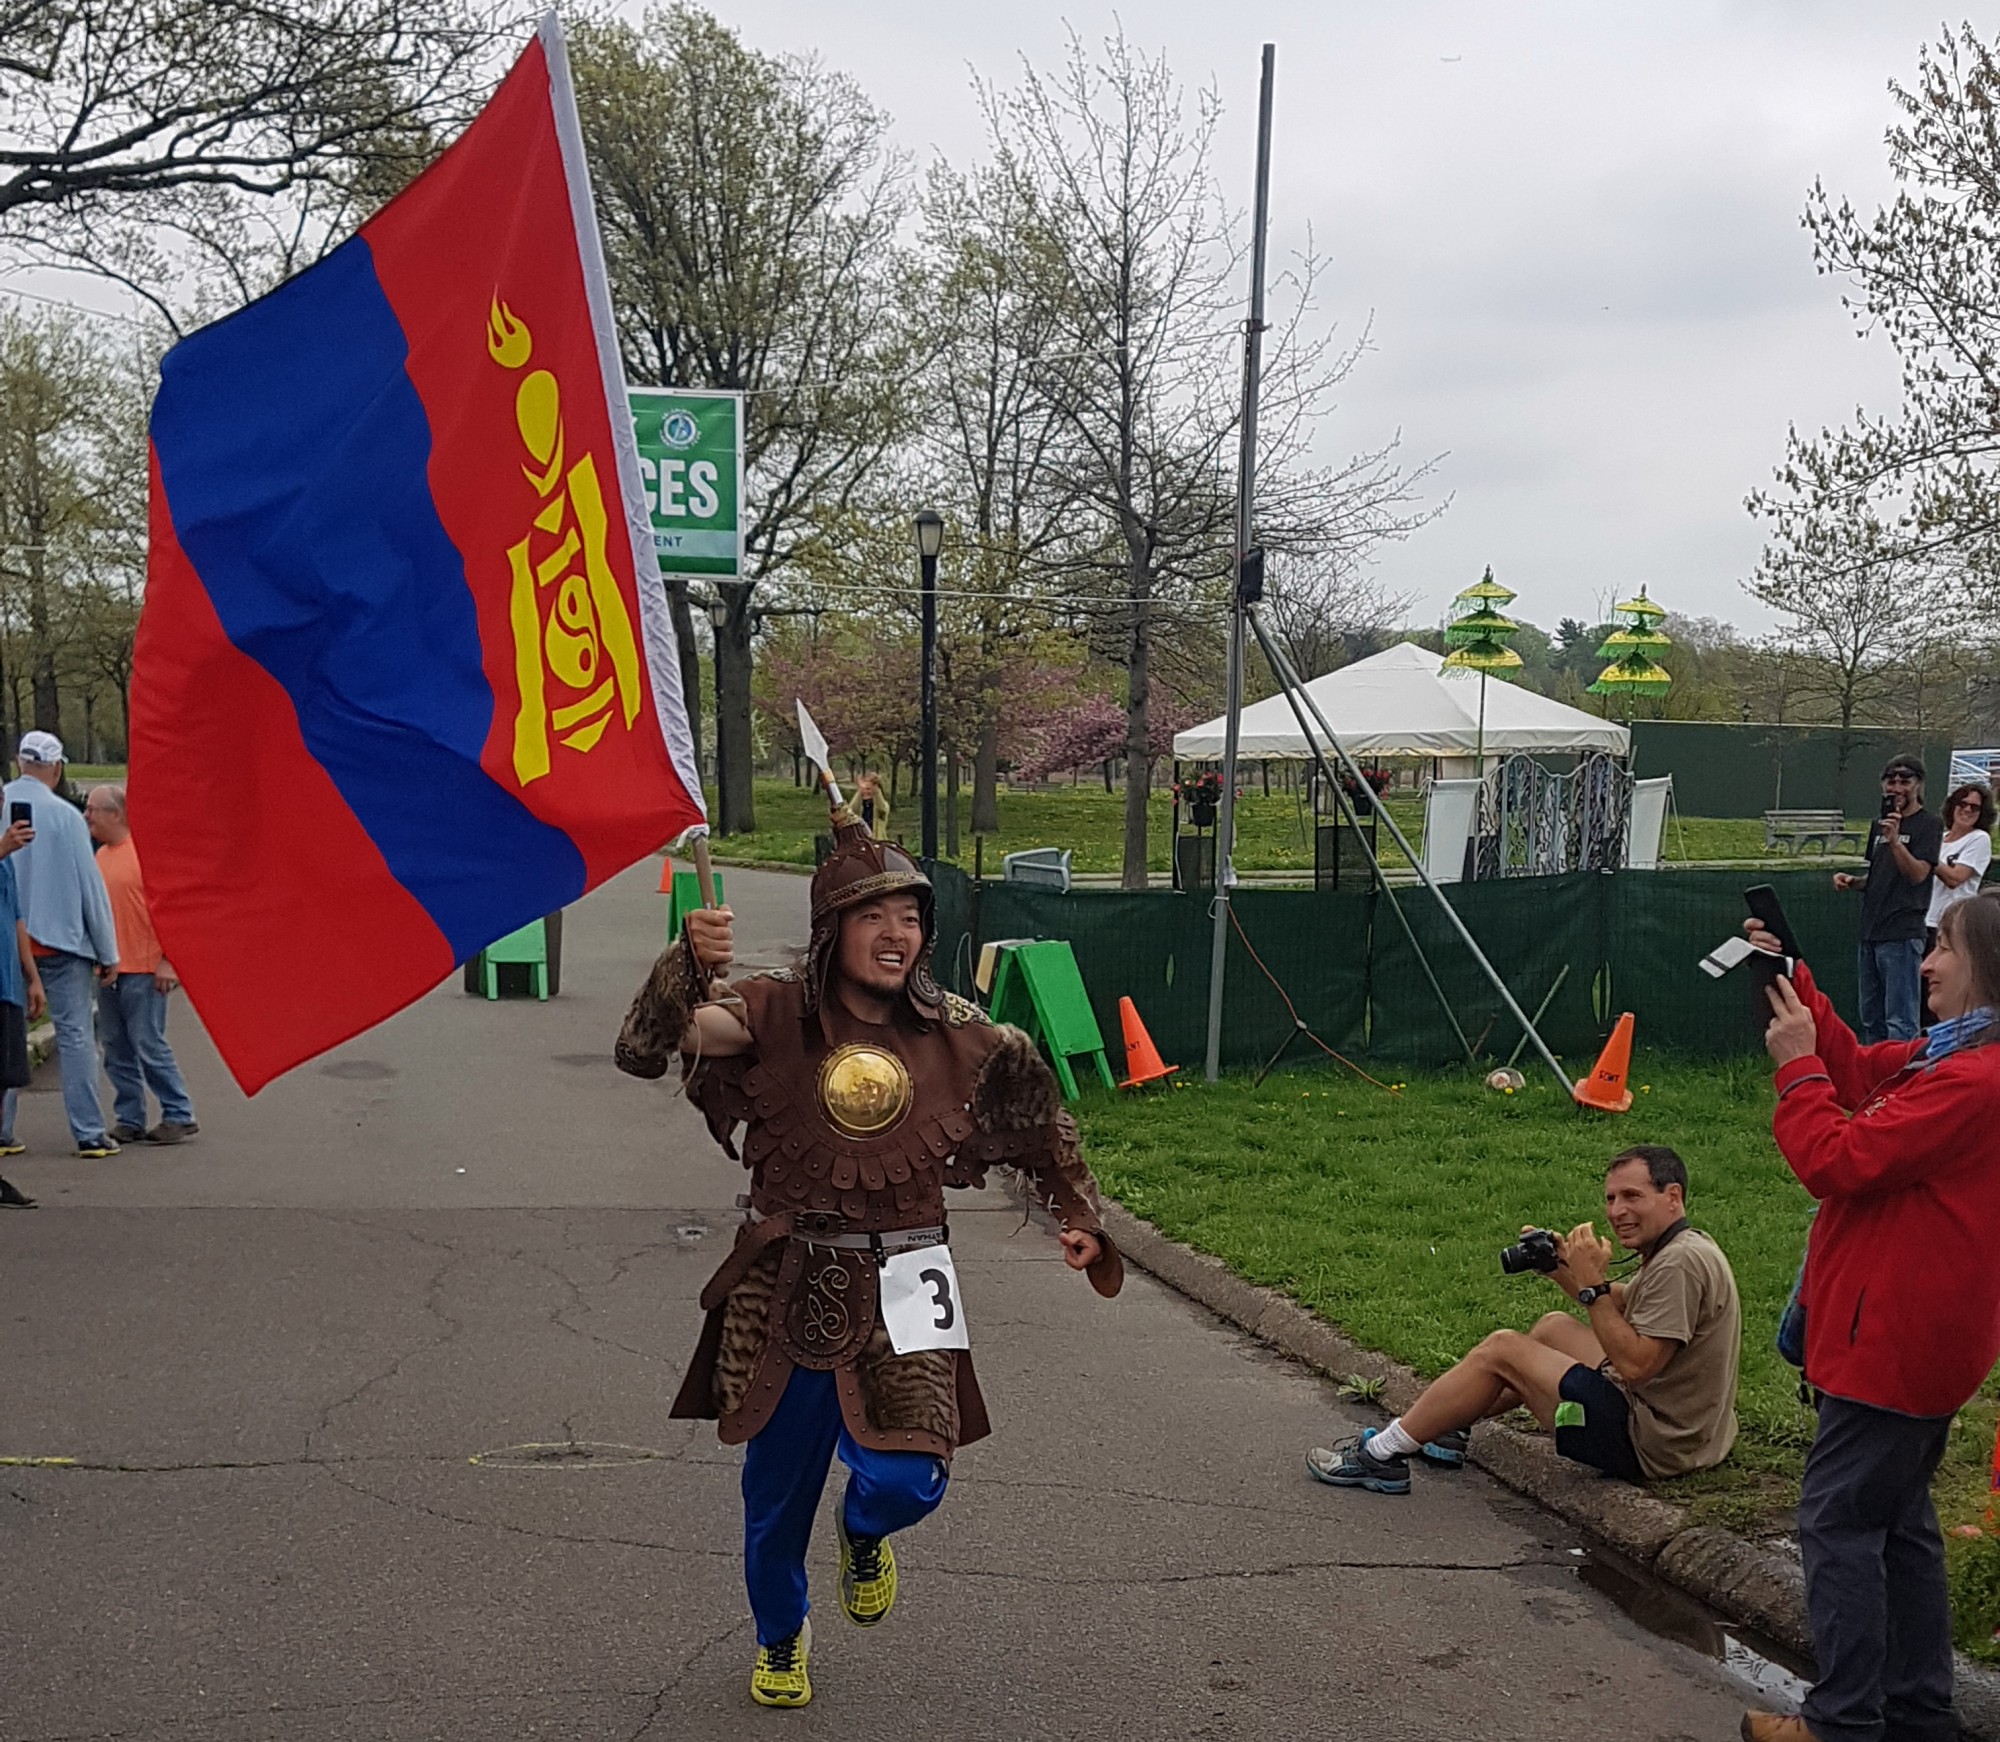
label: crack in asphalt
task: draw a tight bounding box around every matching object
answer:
[628,1616,754,1740]
[290,1465,1555,1591]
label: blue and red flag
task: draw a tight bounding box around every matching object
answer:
[134,17,705,1093]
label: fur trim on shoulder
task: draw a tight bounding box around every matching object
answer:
[614,939,701,1079]
[970,1024,1062,1132]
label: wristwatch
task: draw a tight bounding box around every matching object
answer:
[1577,1284,1613,1306]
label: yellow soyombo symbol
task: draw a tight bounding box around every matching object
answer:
[816,1044,914,1137]
[487,296,642,785]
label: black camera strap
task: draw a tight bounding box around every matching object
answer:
[1640,1217,1690,1262]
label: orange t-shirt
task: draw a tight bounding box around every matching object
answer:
[96,838,162,976]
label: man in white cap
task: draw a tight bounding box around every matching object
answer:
[3,732,120,1156]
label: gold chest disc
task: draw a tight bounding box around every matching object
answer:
[816,1043,914,1138]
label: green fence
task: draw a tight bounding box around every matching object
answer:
[1631,721,1954,819]
[927,864,1864,1074]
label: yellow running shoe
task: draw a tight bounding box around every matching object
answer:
[837,1515,898,1627]
[749,1617,811,1708]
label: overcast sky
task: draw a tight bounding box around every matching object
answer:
[659,0,1947,636]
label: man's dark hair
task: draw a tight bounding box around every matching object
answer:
[1608,1144,1687,1197]
[1882,752,1927,784]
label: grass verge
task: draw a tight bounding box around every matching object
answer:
[1073,1053,1999,1659]
[709,780,1854,874]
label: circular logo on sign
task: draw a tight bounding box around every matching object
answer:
[661,410,699,450]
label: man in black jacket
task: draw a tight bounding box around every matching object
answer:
[1833,754,1941,1043]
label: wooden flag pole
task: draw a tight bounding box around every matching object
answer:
[691,833,718,910]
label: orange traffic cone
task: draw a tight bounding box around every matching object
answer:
[1572,1012,1635,1112]
[658,857,676,893]
[1117,997,1179,1089]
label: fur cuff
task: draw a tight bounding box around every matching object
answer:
[614,938,704,1078]
[971,1025,1064,1130]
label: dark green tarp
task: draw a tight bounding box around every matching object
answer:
[926,864,1864,1074]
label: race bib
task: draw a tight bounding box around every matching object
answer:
[877,1244,970,1354]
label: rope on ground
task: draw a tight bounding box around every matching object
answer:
[1224,902,1402,1095]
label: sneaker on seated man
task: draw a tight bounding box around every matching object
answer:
[1306,1145,1741,1494]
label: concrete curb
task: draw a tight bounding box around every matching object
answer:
[1098,1201,2000,1736]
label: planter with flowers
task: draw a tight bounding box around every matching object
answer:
[1174,770,1224,830]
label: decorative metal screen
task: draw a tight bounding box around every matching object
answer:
[1473,753,1633,880]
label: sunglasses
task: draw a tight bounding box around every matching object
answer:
[1883,773,1918,785]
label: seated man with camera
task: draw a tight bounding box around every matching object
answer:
[1306,1145,1741,1493]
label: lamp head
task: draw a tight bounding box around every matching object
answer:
[914,510,945,561]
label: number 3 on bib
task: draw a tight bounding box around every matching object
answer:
[878,1244,971,1354]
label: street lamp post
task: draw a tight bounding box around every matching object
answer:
[914,510,944,860]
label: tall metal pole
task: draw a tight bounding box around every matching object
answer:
[920,548,939,859]
[1204,43,1276,1084]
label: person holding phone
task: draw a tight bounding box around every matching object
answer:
[1738,899,2000,1742]
[2,732,120,1157]
[1832,754,1942,1043]
[0,807,47,1205]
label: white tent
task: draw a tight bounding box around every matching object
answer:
[1172,641,1629,764]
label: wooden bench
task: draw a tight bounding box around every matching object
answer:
[1763,809,1866,855]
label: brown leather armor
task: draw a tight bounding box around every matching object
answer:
[620,819,1121,1459]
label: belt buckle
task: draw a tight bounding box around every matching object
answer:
[795,1210,845,1242]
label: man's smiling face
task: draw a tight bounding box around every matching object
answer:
[835,894,925,999]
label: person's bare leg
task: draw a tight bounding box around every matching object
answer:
[1530,1311,1606,1369]
[1401,1329,1585,1443]
[1469,1318,1601,1424]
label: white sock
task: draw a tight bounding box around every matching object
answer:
[1370,1418,1421,1459]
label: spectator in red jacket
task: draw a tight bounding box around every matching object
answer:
[1739,894,2000,1742]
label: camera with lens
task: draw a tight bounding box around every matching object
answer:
[1500,1228,1561,1276]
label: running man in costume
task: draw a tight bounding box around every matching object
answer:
[615,811,1122,1709]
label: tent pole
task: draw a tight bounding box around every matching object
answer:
[1204,42,1276,1085]
[1248,609,1576,1095]
[1245,621,1474,1065]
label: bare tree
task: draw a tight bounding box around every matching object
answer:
[1,1,510,322]
[1746,495,1951,767]
[1748,25,2000,610]
[1255,550,1413,689]
[570,6,915,833]
[910,158,1079,834]
[985,29,1436,885]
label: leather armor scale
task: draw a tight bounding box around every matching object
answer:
[665,971,1116,1460]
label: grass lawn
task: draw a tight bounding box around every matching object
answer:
[1073,1053,2000,1659]
[709,779,1855,874]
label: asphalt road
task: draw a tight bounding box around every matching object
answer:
[2,860,1769,1741]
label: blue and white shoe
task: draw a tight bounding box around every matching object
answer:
[1304,1428,1411,1494]
[1420,1427,1470,1468]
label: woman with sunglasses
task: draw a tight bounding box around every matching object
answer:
[1926,783,1993,944]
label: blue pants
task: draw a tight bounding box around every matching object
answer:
[742,1365,948,1645]
[98,973,194,1128]
[1856,939,1924,1044]
[38,951,110,1147]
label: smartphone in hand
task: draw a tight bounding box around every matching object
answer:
[1743,884,1800,1028]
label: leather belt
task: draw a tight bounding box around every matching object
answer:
[744,1202,946,1253]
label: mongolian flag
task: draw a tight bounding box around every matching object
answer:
[134,17,705,1093]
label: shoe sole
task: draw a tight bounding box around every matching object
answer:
[1304,1451,1410,1494]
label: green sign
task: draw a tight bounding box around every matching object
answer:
[627,386,742,578]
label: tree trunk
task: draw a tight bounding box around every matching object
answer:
[972,666,1001,835]
[664,574,704,774]
[712,579,756,834]
[1121,561,1153,890]
[944,738,960,859]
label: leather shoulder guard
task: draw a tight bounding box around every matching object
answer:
[614,939,703,1079]
[941,991,988,1029]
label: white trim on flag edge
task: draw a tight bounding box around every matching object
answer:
[537,12,707,822]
